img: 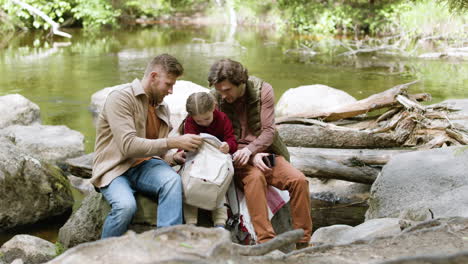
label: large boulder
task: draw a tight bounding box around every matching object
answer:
[366,146,468,221]
[0,137,74,231]
[58,192,110,249]
[51,226,232,264]
[0,94,41,129]
[275,85,356,118]
[0,125,85,165]
[90,80,209,129]
[0,235,55,264]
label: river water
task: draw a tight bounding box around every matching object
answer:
[0,24,467,244]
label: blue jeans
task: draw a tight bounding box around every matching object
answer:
[100,158,183,239]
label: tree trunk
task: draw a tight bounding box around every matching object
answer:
[288,147,413,166]
[290,153,379,184]
[278,123,400,149]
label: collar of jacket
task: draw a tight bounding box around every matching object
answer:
[130,78,171,126]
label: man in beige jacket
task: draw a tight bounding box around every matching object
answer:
[92,54,202,238]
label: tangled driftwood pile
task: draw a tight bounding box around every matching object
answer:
[277,81,468,184]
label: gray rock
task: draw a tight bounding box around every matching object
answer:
[50,226,232,264]
[1,125,84,165]
[287,217,468,264]
[65,153,93,179]
[0,94,41,129]
[0,235,55,264]
[310,224,352,245]
[58,192,110,249]
[334,218,405,244]
[67,175,94,195]
[366,146,468,221]
[0,137,74,231]
[58,191,159,249]
[275,85,356,118]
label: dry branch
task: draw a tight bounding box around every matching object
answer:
[232,229,304,256]
[12,0,72,38]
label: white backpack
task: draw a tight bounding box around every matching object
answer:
[179,133,234,210]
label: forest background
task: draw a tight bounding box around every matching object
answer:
[1,0,468,39]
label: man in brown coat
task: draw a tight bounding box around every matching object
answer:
[92,54,202,238]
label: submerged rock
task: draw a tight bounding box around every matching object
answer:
[0,235,55,264]
[0,137,74,231]
[0,94,41,129]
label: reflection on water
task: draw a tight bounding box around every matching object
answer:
[0,24,467,245]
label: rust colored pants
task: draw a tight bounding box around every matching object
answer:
[235,156,312,243]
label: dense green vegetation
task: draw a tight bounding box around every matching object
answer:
[0,0,467,37]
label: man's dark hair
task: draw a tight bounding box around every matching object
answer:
[208,59,248,87]
[144,53,184,77]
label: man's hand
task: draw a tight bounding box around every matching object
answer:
[233,148,252,167]
[252,153,271,172]
[219,142,229,154]
[173,151,186,165]
[167,134,203,152]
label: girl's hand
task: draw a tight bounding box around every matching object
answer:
[173,151,186,165]
[219,142,229,154]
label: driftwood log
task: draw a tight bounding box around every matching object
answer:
[276,80,423,122]
[277,81,468,150]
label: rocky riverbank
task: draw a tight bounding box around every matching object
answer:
[1,80,468,264]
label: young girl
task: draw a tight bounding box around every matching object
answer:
[181,92,237,228]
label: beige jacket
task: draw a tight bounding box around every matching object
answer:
[91,79,174,188]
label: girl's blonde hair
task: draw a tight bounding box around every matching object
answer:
[186,92,216,116]
[178,92,216,134]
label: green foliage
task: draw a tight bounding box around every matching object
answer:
[55,241,65,256]
[0,0,120,30]
[71,0,120,29]
[440,0,468,13]
[1,0,73,30]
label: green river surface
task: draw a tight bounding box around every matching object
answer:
[0,24,467,245]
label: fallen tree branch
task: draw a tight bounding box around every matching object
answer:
[12,0,72,38]
[232,229,304,256]
[288,147,413,166]
[277,80,420,122]
[291,154,379,184]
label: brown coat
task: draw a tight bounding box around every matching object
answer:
[91,79,174,188]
